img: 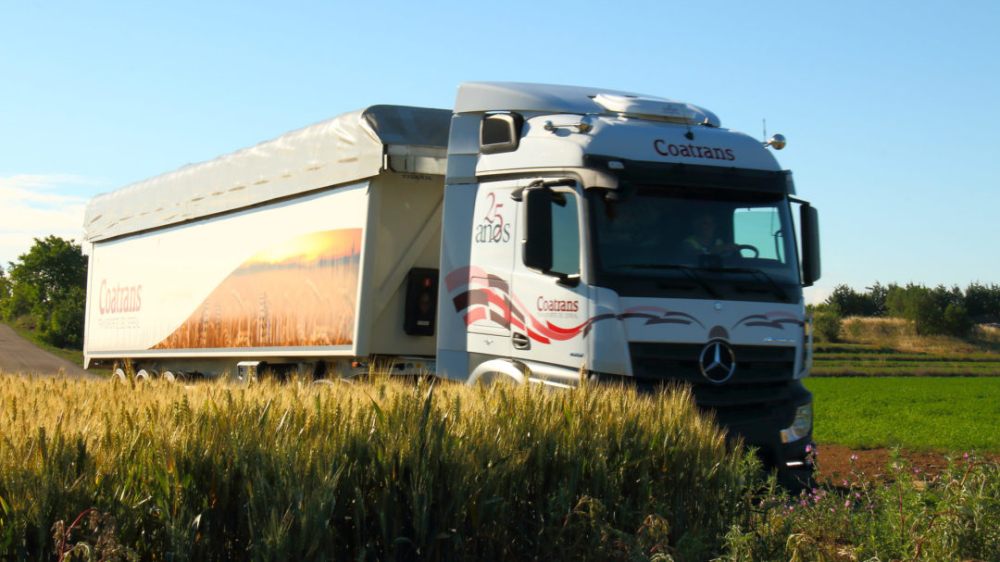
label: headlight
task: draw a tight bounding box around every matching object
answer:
[780,403,813,443]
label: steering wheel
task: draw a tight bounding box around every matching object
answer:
[735,244,759,258]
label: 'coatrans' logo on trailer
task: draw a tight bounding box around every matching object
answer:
[98,280,143,314]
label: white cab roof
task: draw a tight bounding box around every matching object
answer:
[455,82,719,126]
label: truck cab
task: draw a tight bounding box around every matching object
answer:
[436,83,820,480]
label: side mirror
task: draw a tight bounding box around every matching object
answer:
[800,204,821,286]
[523,187,553,272]
[480,113,524,154]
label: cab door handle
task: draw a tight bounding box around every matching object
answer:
[512,332,531,350]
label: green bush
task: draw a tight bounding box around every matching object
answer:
[812,310,842,342]
[942,302,974,338]
[35,286,86,348]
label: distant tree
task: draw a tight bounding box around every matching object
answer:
[1,236,88,348]
[42,285,87,348]
[942,302,974,337]
[965,282,1000,323]
[885,283,915,319]
[868,282,889,317]
[825,284,886,317]
[826,285,865,316]
[0,266,9,305]
[885,283,972,337]
[910,289,945,336]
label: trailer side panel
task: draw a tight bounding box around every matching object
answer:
[85,183,369,363]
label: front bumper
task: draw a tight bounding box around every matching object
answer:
[621,341,815,472]
[708,381,814,471]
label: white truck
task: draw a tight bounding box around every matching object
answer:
[84,82,821,481]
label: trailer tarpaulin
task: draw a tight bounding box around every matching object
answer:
[84,105,450,242]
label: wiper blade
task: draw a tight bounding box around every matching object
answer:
[617,263,720,298]
[704,266,790,302]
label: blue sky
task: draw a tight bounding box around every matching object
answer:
[2,1,998,302]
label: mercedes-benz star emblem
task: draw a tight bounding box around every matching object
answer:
[699,340,736,384]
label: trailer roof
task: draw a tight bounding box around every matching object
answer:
[84,105,451,242]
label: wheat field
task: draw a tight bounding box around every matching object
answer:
[0,375,750,560]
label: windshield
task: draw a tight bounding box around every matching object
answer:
[588,185,802,302]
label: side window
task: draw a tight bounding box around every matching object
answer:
[550,191,580,276]
[733,207,784,262]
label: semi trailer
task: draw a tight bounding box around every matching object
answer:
[83,82,821,479]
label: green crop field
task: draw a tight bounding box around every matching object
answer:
[811,343,1000,377]
[807,376,1000,452]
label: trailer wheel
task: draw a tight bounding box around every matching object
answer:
[112,367,127,383]
[135,369,154,382]
[162,370,177,383]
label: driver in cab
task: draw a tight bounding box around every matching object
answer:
[682,213,738,259]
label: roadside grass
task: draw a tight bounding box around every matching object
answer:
[812,318,1000,377]
[807,376,1000,452]
[836,316,1000,354]
[812,355,1000,377]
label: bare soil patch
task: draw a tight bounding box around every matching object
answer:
[818,443,998,483]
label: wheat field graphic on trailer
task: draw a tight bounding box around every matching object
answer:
[153,229,362,349]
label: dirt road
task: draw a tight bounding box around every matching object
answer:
[0,323,92,377]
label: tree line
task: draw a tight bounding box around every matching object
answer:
[812,282,1000,340]
[0,236,88,348]
[1,235,997,350]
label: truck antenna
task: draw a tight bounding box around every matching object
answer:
[762,118,767,142]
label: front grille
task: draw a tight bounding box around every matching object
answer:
[629,342,796,388]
